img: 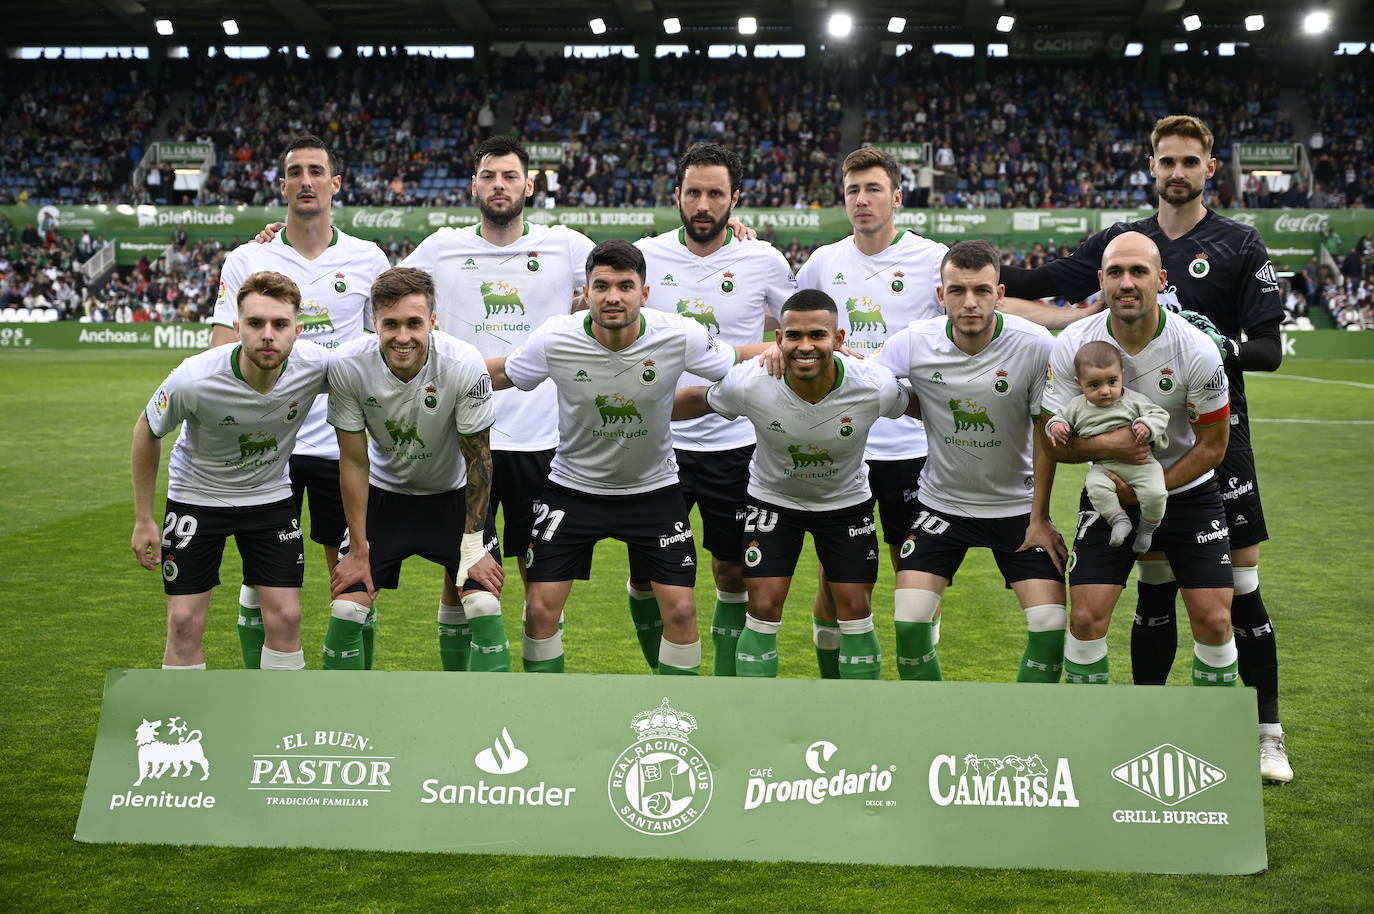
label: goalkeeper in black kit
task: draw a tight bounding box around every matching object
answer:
[1000,115,1291,783]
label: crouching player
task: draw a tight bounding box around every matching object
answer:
[325,267,508,671]
[131,271,330,670]
[674,289,917,678]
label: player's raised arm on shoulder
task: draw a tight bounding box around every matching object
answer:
[129,413,163,571]
[672,385,712,421]
[1000,296,1104,330]
[485,356,515,390]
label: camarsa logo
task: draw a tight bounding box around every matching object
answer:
[608,698,713,836]
[929,752,1079,808]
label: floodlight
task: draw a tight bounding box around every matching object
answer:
[828,13,853,38]
[888,17,906,33]
[663,17,681,34]
[1245,14,1264,31]
[222,19,239,36]
[1303,11,1330,34]
[1183,14,1201,32]
[739,17,757,35]
[590,17,607,34]
[996,15,1015,33]
[155,18,173,36]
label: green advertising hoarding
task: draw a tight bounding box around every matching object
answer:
[1234,144,1299,169]
[8,204,1366,270]
[76,671,1266,874]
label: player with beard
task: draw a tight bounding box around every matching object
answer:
[627,143,796,675]
[210,136,389,669]
[1001,116,1290,783]
[400,137,594,671]
[133,272,330,670]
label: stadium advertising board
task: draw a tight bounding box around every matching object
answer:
[76,670,1266,874]
[0,323,214,349]
[10,205,1372,269]
[1234,144,1299,169]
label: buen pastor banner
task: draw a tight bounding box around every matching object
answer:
[10,204,1370,269]
[76,671,1265,874]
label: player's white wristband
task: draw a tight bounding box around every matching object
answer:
[455,531,486,584]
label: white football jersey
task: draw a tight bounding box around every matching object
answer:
[145,341,331,508]
[797,230,948,461]
[875,313,1053,518]
[211,227,389,459]
[504,310,736,496]
[639,229,796,451]
[327,331,495,496]
[706,355,909,511]
[1044,307,1230,494]
[403,221,595,452]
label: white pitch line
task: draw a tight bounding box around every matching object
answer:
[1253,373,1374,391]
[1252,418,1374,425]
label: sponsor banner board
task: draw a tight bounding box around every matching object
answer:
[525,143,566,164]
[76,671,1265,873]
[0,322,214,350]
[1234,144,1298,169]
[157,143,214,164]
[871,143,929,166]
[8,205,1367,269]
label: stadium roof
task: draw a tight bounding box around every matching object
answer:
[5,0,1371,51]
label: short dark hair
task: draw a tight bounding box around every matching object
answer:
[780,288,838,320]
[282,135,340,177]
[1074,340,1124,376]
[842,147,901,194]
[586,239,646,283]
[473,136,530,172]
[676,143,743,195]
[371,267,435,314]
[940,240,1002,282]
[238,270,302,312]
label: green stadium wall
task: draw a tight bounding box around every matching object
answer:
[8,205,1366,270]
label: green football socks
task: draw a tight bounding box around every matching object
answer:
[437,602,471,671]
[838,617,881,679]
[1064,632,1109,684]
[627,583,663,670]
[735,614,780,678]
[236,585,264,670]
[322,599,368,671]
[657,637,701,676]
[711,591,748,676]
[813,617,841,679]
[1192,637,1239,686]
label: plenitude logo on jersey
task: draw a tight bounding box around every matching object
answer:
[299,301,335,336]
[421,727,577,809]
[844,296,888,335]
[593,392,648,440]
[475,280,533,334]
[1110,744,1232,826]
[944,398,1002,450]
[381,418,432,460]
[608,698,713,836]
[928,751,1079,808]
[228,431,284,469]
[675,298,720,332]
[785,443,837,479]
[744,740,897,812]
[250,727,392,809]
[109,715,217,812]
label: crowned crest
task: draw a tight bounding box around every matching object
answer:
[631,698,697,740]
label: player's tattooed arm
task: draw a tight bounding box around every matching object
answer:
[459,429,494,535]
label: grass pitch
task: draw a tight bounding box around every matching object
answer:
[1,348,1371,912]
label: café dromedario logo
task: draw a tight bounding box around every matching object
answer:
[608,698,713,835]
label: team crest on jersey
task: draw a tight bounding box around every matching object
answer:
[744,541,762,567]
[525,542,535,567]
[286,401,299,421]
[162,556,179,582]
[333,272,348,295]
[639,360,658,386]
[838,417,855,439]
[720,271,736,295]
[899,537,915,559]
[527,252,540,272]
[423,385,439,412]
[1158,369,1175,392]
[1187,401,1199,423]
[1188,255,1210,279]
[890,271,906,294]
[993,370,1011,396]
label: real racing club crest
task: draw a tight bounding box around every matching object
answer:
[333,272,348,295]
[608,698,713,836]
[526,251,540,272]
[1158,368,1175,392]
[720,271,736,295]
[838,416,855,438]
[890,270,906,294]
[639,359,658,386]
[993,370,1011,396]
